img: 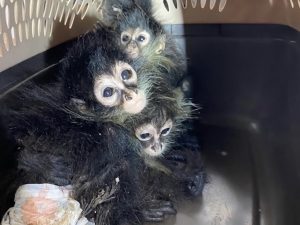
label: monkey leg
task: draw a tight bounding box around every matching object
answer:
[142,200,177,222]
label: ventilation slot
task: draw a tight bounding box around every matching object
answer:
[181,0,187,9]
[14,1,18,24]
[18,23,22,42]
[11,26,16,46]
[0,0,5,8]
[0,10,2,34]
[290,0,300,8]
[29,0,34,19]
[21,0,26,21]
[3,32,10,51]
[191,0,197,8]
[0,0,100,58]
[5,5,10,29]
[163,0,227,11]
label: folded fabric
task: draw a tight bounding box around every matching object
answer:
[1,184,94,225]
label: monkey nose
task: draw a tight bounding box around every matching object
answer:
[151,143,162,152]
[124,94,133,101]
[130,41,138,48]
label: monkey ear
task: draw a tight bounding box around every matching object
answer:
[155,35,166,54]
[70,98,88,114]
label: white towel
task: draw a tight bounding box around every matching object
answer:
[1,184,94,225]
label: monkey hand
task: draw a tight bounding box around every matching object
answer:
[162,151,206,197]
[185,171,206,197]
[142,200,177,222]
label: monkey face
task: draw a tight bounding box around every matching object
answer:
[93,61,146,114]
[116,7,166,59]
[120,28,151,58]
[135,119,173,157]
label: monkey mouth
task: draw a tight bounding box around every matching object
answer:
[145,144,165,157]
[146,149,163,157]
[122,90,147,114]
[126,50,139,59]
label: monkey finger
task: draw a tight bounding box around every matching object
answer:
[152,206,177,215]
[186,173,205,197]
[146,200,177,215]
[148,200,172,208]
[143,216,164,223]
[143,207,177,223]
[143,210,164,222]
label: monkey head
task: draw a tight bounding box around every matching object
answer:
[114,6,186,88]
[120,27,151,58]
[93,61,146,114]
[104,1,186,87]
[115,7,166,59]
[135,113,173,157]
[125,83,194,157]
[60,28,150,122]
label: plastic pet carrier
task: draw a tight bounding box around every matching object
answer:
[1,0,300,225]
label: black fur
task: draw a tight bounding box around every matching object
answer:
[3,79,147,224]
[103,0,187,87]
[59,25,136,122]
[1,8,205,225]
[0,25,145,224]
[102,0,153,26]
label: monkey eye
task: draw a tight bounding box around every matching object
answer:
[121,33,130,43]
[161,127,171,136]
[137,35,146,42]
[103,87,114,97]
[121,69,132,80]
[139,133,151,141]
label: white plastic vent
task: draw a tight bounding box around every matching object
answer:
[0,0,104,59]
[163,0,227,11]
[289,0,300,8]
[1,0,300,72]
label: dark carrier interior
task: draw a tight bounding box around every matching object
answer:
[1,24,300,225]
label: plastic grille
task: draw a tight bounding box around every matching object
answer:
[1,0,300,72]
[163,0,227,11]
[0,0,104,58]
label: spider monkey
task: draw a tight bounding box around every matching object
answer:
[102,1,205,221]
[0,25,147,224]
[1,24,205,225]
[102,0,187,88]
